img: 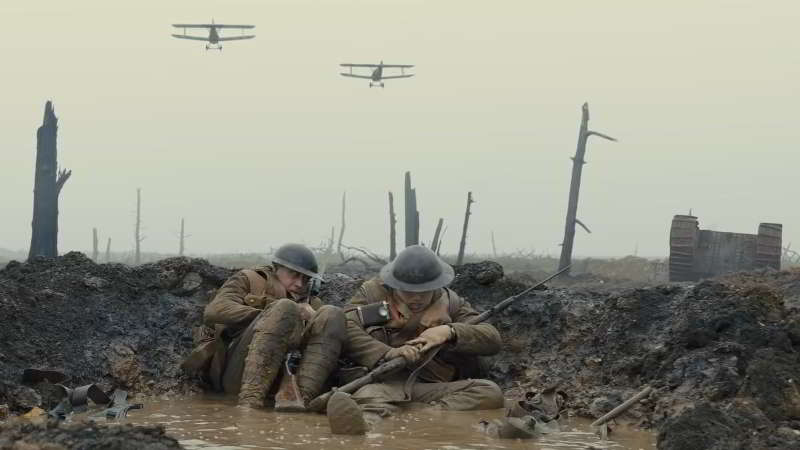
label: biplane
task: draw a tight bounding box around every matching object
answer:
[171,20,255,51]
[339,61,414,88]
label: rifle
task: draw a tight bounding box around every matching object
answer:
[307,265,571,412]
[274,254,329,412]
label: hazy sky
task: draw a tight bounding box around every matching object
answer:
[2,0,797,258]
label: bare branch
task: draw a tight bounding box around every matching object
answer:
[575,219,592,234]
[55,168,72,194]
[586,130,617,142]
[341,244,387,265]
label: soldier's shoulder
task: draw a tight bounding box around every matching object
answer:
[353,278,390,304]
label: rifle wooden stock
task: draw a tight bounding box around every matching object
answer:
[308,265,571,413]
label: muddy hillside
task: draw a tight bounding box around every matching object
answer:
[0,253,798,449]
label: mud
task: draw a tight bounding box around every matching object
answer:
[1,254,798,448]
[0,420,180,450]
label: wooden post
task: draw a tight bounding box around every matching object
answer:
[388,191,397,260]
[337,191,346,260]
[558,102,616,275]
[491,231,498,258]
[105,238,111,263]
[92,228,99,261]
[431,218,444,253]
[179,218,185,256]
[456,192,474,265]
[28,101,71,260]
[135,188,143,264]
[404,172,419,247]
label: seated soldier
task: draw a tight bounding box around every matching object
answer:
[182,243,345,410]
[327,245,504,434]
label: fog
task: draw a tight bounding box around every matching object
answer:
[2,0,797,258]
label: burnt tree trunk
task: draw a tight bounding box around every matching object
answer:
[92,228,99,261]
[558,103,616,274]
[456,192,474,265]
[404,172,419,247]
[388,191,397,260]
[135,188,143,264]
[28,101,71,260]
[105,238,112,263]
[491,231,498,258]
[431,218,444,253]
[337,191,346,260]
[179,218,185,256]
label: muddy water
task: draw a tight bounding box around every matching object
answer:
[129,396,655,450]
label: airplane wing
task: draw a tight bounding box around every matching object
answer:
[172,24,214,28]
[171,34,210,41]
[340,73,374,79]
[381,64,414,68]
[340,63,379,68]
[217,35,255,41]
[172,24,255,29]
[214,24,255,29]
[381,74,415,79]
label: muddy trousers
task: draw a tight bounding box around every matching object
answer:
[221,299,345,407]
[351,378,504,418]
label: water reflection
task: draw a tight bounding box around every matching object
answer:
[128,395,655,450]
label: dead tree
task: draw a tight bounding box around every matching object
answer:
[92,228,99,261]
[431,218,444,253]
[558,103,616,274]
[456,192,474,265]
[105,238,112,263]
[337,192,346,261]
[134,188,144,264]
[179,218,190,256]
[404,172,420,247]
[436,226,447,256]
[491,231,498,258]
[388,191,397,260]
[28,101,71,260]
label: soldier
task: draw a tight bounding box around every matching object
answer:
[182,244,345,410]
[328,245,504,434]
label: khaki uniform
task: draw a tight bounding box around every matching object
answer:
[183,265,345,406]
[342,278,504,417]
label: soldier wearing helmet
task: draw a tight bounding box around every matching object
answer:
[183,243,345,411]
[327,245,503,435]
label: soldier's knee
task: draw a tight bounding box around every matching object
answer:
[312,305,346,332]
[471,379,504,408]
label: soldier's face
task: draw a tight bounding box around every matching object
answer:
[395,290,435,313]
[275,267,309,296]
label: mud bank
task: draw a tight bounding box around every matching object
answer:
[0,255,798,448]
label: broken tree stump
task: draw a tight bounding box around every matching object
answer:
[431,218,444,253]
[92,228,99,261]
[456,192,474,265]
[388,191,397,260]
[28,101,71,260]
[558,102,616,275]
[404,172,420,247]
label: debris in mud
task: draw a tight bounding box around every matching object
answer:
[0,420,181,450]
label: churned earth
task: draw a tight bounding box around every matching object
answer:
[0,253,798,448]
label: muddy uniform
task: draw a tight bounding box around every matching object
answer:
[342,278,504,417]
[184,265,345,407]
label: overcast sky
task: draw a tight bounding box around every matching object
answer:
[1,0,797,258]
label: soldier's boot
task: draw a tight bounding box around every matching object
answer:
[327,392,368,435]
[295,306,346,405]
[238,299,301,408]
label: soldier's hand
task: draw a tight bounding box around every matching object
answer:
[298,303,315,321]
[385,345,421,364]
[406,325,454,353]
